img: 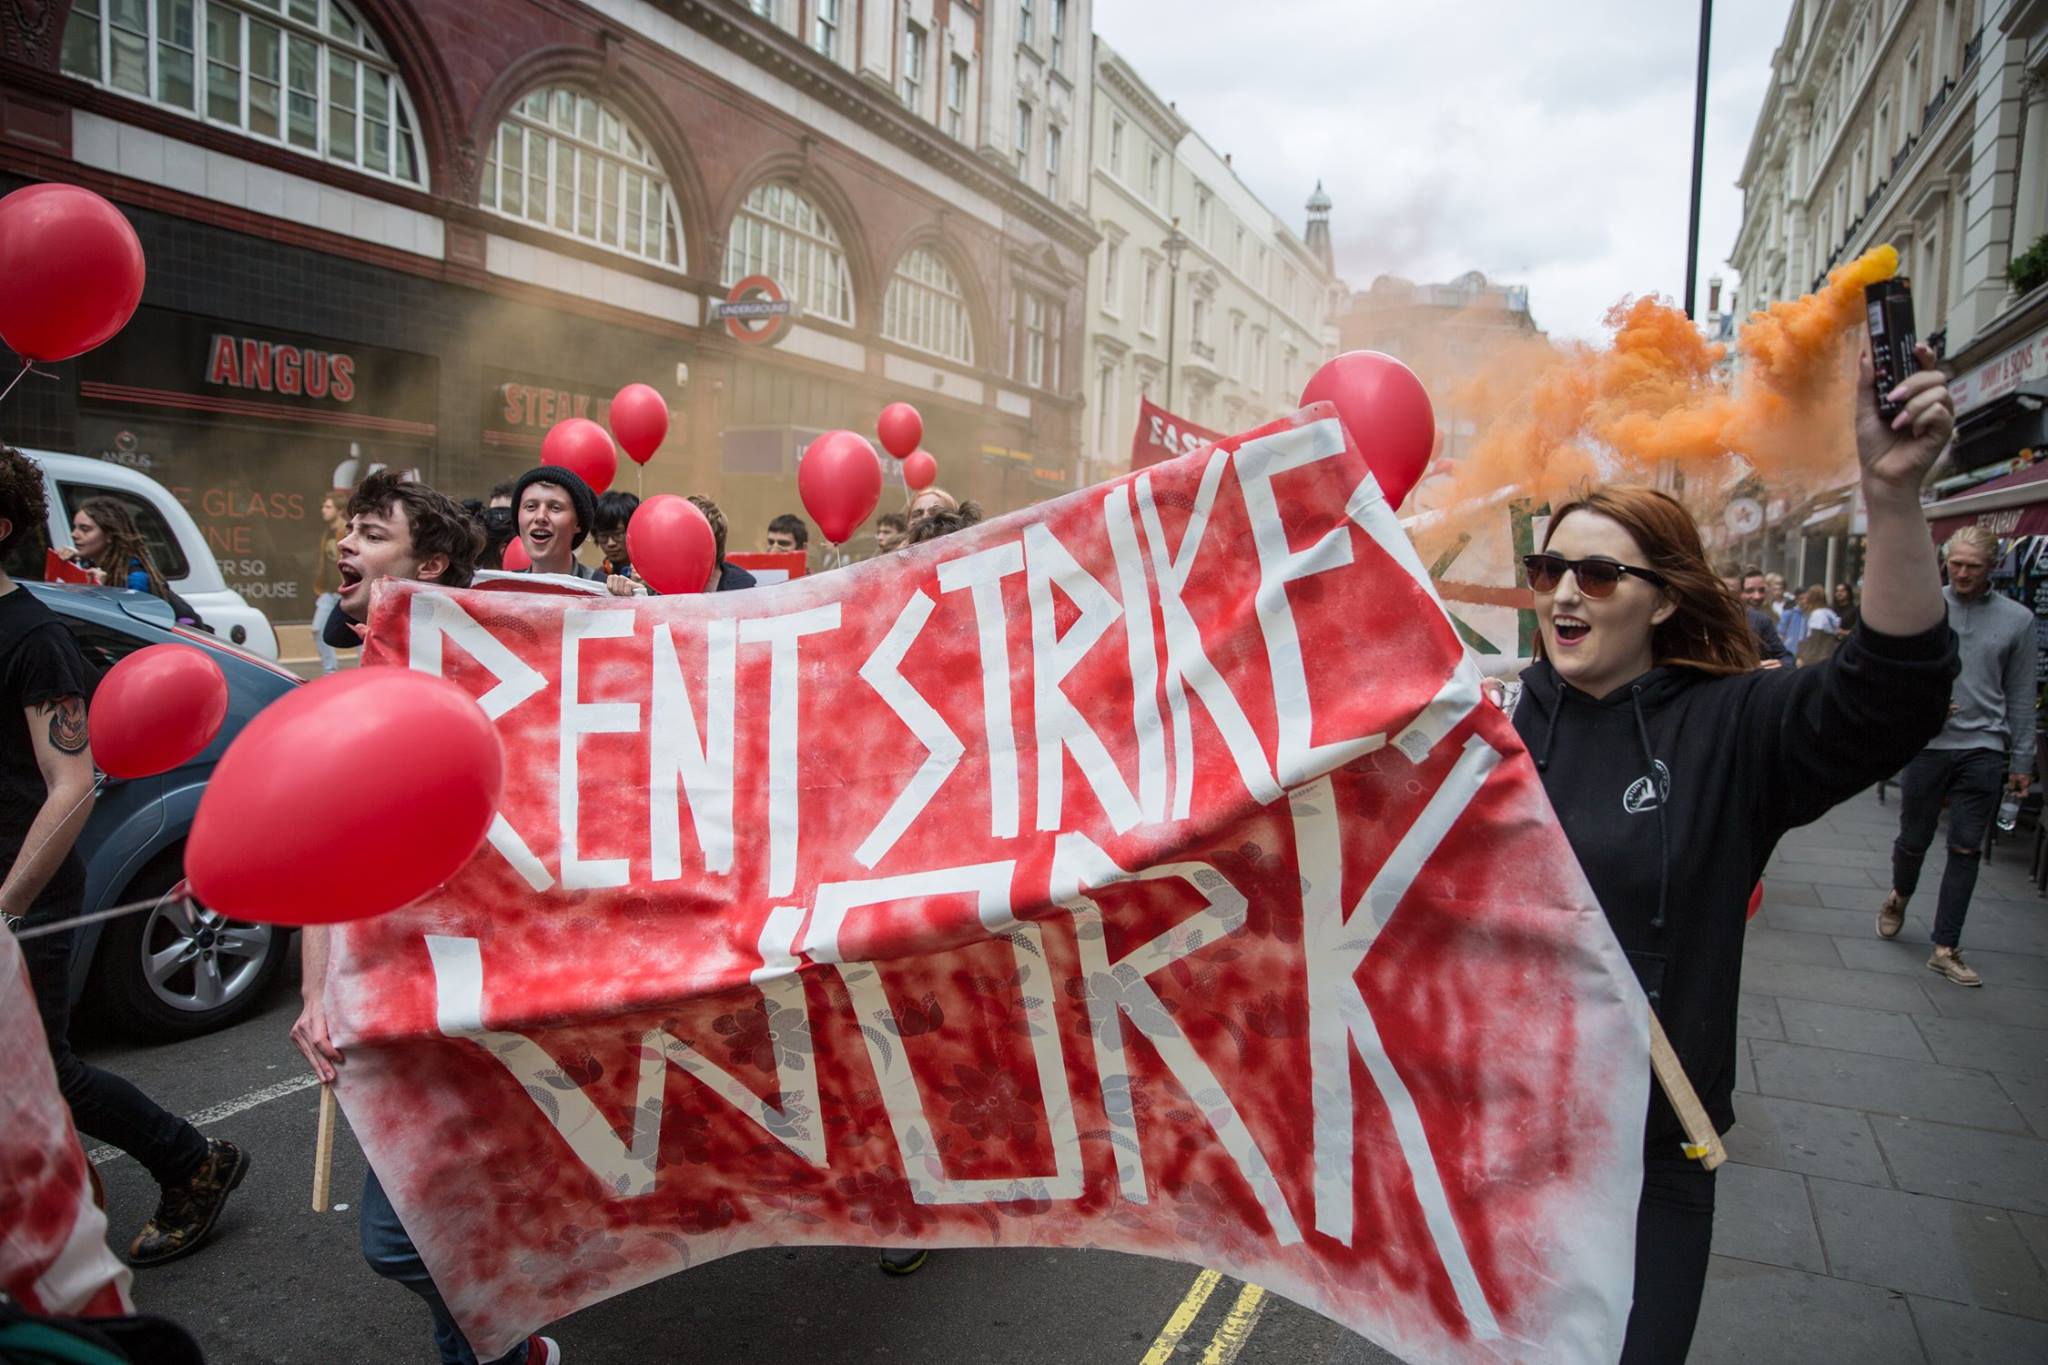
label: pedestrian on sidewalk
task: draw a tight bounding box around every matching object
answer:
[1878,525,2037,986]
[1794,585,1841,666]
[1512,345,1958,1364]
[1718,564,1795,666]
[312,490,348,674]
[0,447,249,1269]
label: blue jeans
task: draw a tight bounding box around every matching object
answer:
[312,592,341,673]
[1892,746,2006,948]
[359,1168,528,1365]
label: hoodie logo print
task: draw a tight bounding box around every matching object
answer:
[1623,761,1671,815]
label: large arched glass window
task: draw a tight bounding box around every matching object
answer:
[882,247,974,365]
[61,0,426,187]
[723,182,853,326]
[481,87,683,268]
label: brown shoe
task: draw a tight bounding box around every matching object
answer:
[1877,892,1906,939]
[129,1138,249,1266]
[1927,947,1983,988]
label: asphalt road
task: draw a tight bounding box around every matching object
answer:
[76,955,1402,1365]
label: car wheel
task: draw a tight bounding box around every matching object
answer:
[90,848,290,1040]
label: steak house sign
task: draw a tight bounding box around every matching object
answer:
[333,408,1649,1363]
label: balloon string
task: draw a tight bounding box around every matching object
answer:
[10,885,191,940]
[0,358,33,406]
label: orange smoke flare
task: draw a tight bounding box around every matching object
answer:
[1421,245,1899,539]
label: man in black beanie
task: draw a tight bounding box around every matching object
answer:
[512,465,606,584]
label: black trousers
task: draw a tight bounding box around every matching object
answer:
[1892,746,2005,948]
[19,899,208,1189]
[1620,1156,1717,1364]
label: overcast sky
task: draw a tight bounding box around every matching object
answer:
[1093,0,1788,342]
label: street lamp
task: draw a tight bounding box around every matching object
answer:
[1163,219,1189,409]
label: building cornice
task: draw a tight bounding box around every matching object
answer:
[665,0,1099,257]
[1095,49,1187,147]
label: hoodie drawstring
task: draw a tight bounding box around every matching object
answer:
[1535,683,1564,773]
[1629,684,1669,932]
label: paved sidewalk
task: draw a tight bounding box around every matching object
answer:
[1690,784,2048,1363]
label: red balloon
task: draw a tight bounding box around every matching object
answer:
[0,184,147,363]
[540,417,617,494]
[1299,351,1436,509]
[876,402,923,459]
[902,448,938,491]
[610,384,669,466]
[799,430,882,544]
[626,494,717,595]
[501,537,531,572]
[88,644,228,779]
[187,670,504,925]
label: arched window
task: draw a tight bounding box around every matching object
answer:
[724,181,853,326]
[882,247,974,365]
[481,87,683,268]
[61,0,426,187]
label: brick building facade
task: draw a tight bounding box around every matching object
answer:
[0,0,1097,622]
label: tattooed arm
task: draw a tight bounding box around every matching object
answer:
[0,696,98,920]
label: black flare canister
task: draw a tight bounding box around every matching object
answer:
[1865,278,1918,421]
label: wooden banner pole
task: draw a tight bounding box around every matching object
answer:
[311,1083,336,1212]
[1648,1013,1726,1170]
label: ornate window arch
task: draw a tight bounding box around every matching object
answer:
[61,0,427,187]
[724,181,854,326]
[481,86,683,268]
[882,246,974,365]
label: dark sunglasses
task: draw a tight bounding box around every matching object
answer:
[1521,552,1668,598]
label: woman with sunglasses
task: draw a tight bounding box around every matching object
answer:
[1511,347,1958,1364]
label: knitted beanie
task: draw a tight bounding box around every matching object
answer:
[513,465,596,548]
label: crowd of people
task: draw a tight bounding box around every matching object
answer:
[4,337,2038,1364]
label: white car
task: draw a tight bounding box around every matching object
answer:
[26,449,280,660]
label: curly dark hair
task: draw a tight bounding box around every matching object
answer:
[0,446,50,558]
[348,470,483,588]
[907,501,984,544]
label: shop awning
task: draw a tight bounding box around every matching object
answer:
[1923,459,2048,540]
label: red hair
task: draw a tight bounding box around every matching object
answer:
[1537,484,1759,676]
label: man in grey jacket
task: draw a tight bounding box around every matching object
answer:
[1880,527,2038,985]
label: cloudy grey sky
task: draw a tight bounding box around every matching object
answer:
[1093,0,1788,341]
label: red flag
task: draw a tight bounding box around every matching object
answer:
[335,405,1647,1363]
[44,550,93,584]
[1130,396,1223,472]
[726,550,808,584]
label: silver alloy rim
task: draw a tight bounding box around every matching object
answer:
[139,896,274,1013]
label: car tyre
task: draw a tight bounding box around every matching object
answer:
[89,847,290,1039]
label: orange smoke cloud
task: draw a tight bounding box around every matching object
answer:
[1419,245,1899,534]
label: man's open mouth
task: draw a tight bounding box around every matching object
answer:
[338,563,363,590]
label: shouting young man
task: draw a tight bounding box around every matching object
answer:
[0,446,249,1267]
[292,475,561,1363]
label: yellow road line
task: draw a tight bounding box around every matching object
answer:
[1198,1283,1269,1365]
[1140,1268,1225,1365]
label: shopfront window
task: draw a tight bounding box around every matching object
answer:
[724,181,854,326]
[481,86,684,269]
[883,247,974,365]
[62,0,427,187]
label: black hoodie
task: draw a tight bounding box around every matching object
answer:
[1514,621,1955,1154]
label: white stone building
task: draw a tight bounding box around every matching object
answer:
[1079,37,1341,483]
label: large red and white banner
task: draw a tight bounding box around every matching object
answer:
[333,407,1648,1363]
